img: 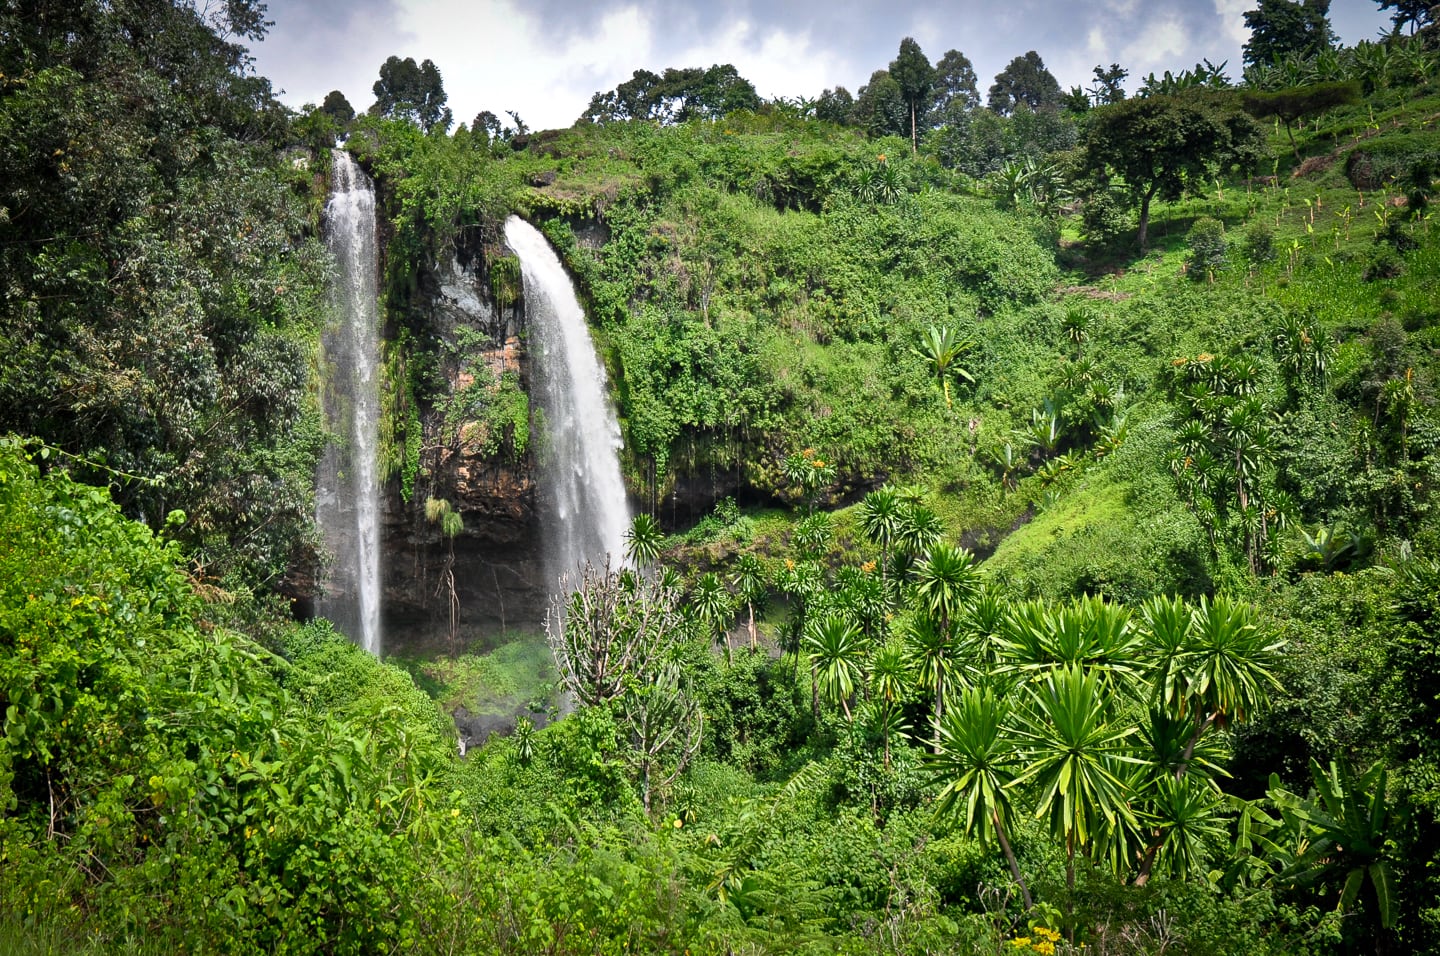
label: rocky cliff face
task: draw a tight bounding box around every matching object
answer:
[381,225,550,654]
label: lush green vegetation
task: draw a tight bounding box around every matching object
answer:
[6,1,1440,953]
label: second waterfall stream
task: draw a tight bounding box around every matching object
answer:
[504,216,631,586]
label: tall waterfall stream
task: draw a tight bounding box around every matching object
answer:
[504,216,631,589]
[316,150,383,655]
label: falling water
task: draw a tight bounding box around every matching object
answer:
[316,150,383,655]
[504,216,630,584]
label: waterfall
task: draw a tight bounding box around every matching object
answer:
[316,150,383,655]
[503,216,630,585]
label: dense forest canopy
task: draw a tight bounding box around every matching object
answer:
[4,0,1440,953]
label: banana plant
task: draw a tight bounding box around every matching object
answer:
[1269,760,1398,932]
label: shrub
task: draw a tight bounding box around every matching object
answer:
[1187,216,1228,282]
[1243,221,1276,264]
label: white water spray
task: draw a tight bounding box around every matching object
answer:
[316,150,383,655]
[504,216,630,583]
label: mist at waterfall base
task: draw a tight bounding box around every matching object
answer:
[504,216,631,592]
[315,150,383,656]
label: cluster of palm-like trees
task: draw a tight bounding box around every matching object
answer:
[620,483,1395,937]
[743,479,1292,926]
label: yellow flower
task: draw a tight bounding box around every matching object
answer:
[673,818,683,828]
[1196,352,1214,363]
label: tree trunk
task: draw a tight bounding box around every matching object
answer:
[1138,191,1154,251]
[932,671,945,753]
[911,103,918,157]
[994,810,1034,911]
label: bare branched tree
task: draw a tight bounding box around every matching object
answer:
[622,663,703,813]
[547,559,703,815]
[546,558,684,707]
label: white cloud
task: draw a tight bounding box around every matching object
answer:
[1120,15,1191,78]
[1211,0,1251,47]
[384,0,656,130]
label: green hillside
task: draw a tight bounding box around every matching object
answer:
[5,2,1440,953]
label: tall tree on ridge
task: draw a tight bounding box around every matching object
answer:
[889,37,936,155]
[988,50,1063,115]
[933,49,981,117]
[852,69,909,138]
[1376,0,1435,35]
[372,55,451,132]
[1242,0,1337,66]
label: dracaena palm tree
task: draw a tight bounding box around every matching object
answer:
[905,614,955,744]
[931,686,1034,911]
[691,571,734,660]
[911,542,982,739]
[859,484,903,604]
[624,512,664,570]
[729,553,768,651]
[1185,594,1281,733]
[805,614,866,720]
[1011,664,1139,895]
[1136,774,1229,883]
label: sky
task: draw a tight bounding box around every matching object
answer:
[247,0,1395,133]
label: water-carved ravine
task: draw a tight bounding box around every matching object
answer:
[315,149,383,655]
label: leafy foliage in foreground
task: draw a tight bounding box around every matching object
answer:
[0,0,330,587]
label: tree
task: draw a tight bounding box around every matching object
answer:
[0,0,325,585]
[547,559,684,707]
[889,37,936,155]
[624,512,665,570]
[581,64,759,124]
[730,554,768,650]
[911,542,982,738]
[371,55,451,132]
[1089,63,1129,105]
[815,86,855,125]
[933,49,981,116]
[1243,0,1337,67]
[1240,80,1361,157]
[805,615,866,720]
[987,51,1063,115]
[860,485,905,604]
[1377,0,1435,34]
[931,687,1034,910]
[622,662,703,814]
[690,571,735,659]
[852,69,909,138]
[1011,665,1139,895]
[320,90,355,126]
[1187,216,1228,283]
[472,109,502,144]
[1084,95,1266,249]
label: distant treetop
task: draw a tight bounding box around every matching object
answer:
[988,51,1063,115]
[371,55,452,133]
[581,64,760,125]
